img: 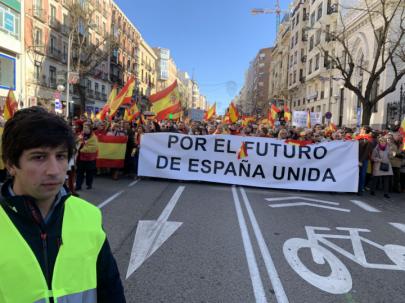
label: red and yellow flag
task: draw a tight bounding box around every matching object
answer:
[96,135,128,168]
[150,80,181,121]
[285,139,312,146]
[400,118,405,135]
[106,84,118,106]
[306,110,311,128]
[126,102,140,122]
[242,115,255,126]
[268,104,280,128]
[109,77,135,118]
[3,90,17,121]
[229,102,239,123]
[237,142,248,160]
[284,103,291,123]
[204,102,216,121]
[327,122,337,132]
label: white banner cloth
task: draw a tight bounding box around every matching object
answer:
[139,133,359,192]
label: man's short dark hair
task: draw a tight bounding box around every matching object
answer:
[2,107,75,168]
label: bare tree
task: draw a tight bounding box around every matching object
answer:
[321,0,405,125]
[66,1,118,112]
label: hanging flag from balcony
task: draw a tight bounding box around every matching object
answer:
[149,80,181,121]
[204,102,216,121]
[109,77,135,118]
[3,90,17,121]
[229,102,239,123]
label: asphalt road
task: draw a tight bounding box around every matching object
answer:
[79,176,405,303]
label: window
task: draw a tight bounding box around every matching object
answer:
[317,4,323,21]
[102,85,105,94]
[95,82,99,92]
[293,71,297,83]
[303,8,307,20]
[295,32,298,45]
[316,29,321,45]
[34,27,42,46]
[310,12,315,27]
[34,61,41,80]
[50,5,56,22]
[315,53,320,70]
[296,12,299,25]
[324,51,329,68]
[49,66,56,86]
[325,24,330,41]
[309,36,314,51]
[50,35,56,51]
[294,51,297,64]
[87,80,92,91]
[63,13,68,26]
[309,59,313,74]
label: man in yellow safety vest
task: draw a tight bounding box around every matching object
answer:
[0,107,126,303]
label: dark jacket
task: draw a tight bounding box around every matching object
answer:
[0,180,126,303]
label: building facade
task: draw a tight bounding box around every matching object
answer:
[0,0,23,110]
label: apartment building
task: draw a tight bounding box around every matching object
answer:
[0,0,23,108]
[111,1,141,91]
[138,38,157,97]
[268,15,291,108]
[25,0,112,115]
[288,0,309,112]
[177,70,193,109]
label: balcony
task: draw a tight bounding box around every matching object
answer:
[49,18,61,31]
[327,4,338,15]
[47,47,62,60]
[61,25,71,36]
[86,89,94,98]
[32,6,46,22]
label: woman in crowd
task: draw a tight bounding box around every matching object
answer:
[370,136,393,198]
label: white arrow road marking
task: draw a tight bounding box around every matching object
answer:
[266,196,340,205]
[269,202,350,212]
[126,186,185,279]
[350,200,381,212]
[389,223,405,233]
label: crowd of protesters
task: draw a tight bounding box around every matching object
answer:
[64,113,405,199]
[1,112,403,198]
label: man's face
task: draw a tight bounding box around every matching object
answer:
[8,146,69,203]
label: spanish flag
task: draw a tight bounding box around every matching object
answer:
[306,110,311,128]
[204,103,216,121]
[90,111,95,122]
[327,122,337,132]
[229,102,239,123]
[106,84,118,106]
[237,142,248,160]
[125,102,140,122]
[285,139,312,146]
[96,135,128,168]
[242,115,255,126]
[268,104,280,128]
[150,80,181,121]
[109,77,135,118]
[3,90,17,121]
[400,118,405,136]
[284,103,291,123]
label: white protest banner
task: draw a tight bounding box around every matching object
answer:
[139,133,359,192]
[292,111,322,127]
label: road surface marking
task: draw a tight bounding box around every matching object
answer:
[240,187,289,303]
[97,190,124,209]
[269,202,350,212]
[232,186,268,303]
[389,223,405,233]
[350,200,381,212]
[266,196,340,205]
[128,179,140,187]
[126,186,185,279]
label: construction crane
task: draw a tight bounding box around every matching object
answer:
[251,0,290,35]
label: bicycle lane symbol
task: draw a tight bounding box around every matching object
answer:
[265,196,405,295]
[283,226,405,294]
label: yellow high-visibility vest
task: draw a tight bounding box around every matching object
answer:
[0,196,106,303]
